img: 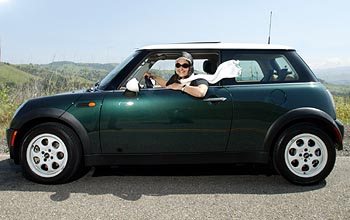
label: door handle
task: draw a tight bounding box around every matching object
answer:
[203,97,227,102]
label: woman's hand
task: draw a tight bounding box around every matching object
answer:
[144,72,154,79]
[144,72,167,88]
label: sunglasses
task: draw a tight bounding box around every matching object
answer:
[175,63,190,68]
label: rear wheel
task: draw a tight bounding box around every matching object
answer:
[273,123,336,185]
[21,122,83,184]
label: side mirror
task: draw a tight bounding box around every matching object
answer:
[126,78,140,93]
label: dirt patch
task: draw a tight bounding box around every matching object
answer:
[0,137,8,154]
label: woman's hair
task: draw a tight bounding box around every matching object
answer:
[176,51,193,66]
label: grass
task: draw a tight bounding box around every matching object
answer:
[334,96,350,124]
[325,83,350,124]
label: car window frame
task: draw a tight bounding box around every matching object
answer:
[118,49,221,90]
[220,49,317,86]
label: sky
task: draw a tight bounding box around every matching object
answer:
[0,0,349,69]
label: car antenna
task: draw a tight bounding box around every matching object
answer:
[267,11,273,44]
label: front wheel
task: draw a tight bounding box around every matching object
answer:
[273,123,336,185]
[20,122,83,184]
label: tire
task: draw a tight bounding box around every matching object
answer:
[273,123,336,185]
[20,122,83,184]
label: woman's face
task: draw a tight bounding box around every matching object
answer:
[175,58,191,78]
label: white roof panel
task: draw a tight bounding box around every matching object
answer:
[140,42,294,50]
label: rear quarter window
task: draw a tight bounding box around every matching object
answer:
[235,60,264,82]
[221,50,314,85]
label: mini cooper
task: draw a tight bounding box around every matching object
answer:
[6,42,344,185]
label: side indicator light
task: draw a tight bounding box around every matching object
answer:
[76,102,96,108]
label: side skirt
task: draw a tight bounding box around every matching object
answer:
[84,152,269,166]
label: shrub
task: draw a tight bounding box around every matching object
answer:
[334,96,350,124]
[0,84,17,125]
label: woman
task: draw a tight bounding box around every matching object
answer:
[144,51,209,98]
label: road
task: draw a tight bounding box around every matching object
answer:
[0,154,349,220]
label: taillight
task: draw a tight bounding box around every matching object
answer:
[10,130,18,147]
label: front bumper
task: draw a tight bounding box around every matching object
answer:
[6,128,17,161]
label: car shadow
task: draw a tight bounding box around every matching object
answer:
[0,158,326,201]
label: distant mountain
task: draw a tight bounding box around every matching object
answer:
[313,66,350,85]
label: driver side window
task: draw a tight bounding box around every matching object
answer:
[144,60,175,88]
[120,52,219,90]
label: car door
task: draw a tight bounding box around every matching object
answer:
[221,50,300,152]
[99,86,232,153]
[225,84,287,152]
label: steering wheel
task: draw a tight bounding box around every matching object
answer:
[144,76,154,88]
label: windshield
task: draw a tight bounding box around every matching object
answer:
[99,50,141,90]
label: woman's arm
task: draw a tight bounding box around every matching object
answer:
[144,72,167,88]
[143,72,167,87]
[166,83,208,98]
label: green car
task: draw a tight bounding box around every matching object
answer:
[6,43,344,185]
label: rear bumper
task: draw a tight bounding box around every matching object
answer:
[335,119,344,150]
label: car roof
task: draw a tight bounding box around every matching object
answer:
[139,42,295,50]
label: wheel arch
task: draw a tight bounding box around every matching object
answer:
[11,108,90,164]
[264,107,343,157]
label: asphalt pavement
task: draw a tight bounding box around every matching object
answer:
[0,154,349,220]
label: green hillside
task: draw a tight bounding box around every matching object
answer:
[0,62,37,86]
[41,61,116,72]
[39,61,117,82]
